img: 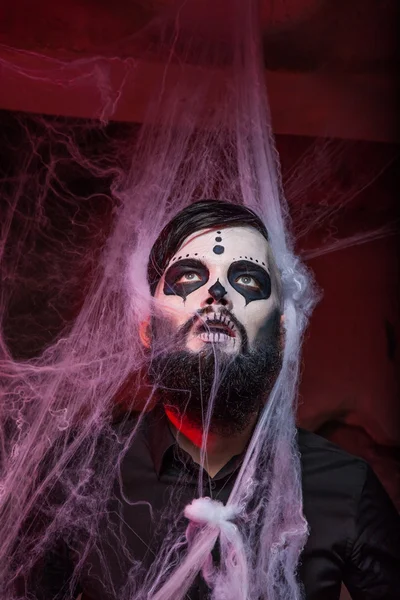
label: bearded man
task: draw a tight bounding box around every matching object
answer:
[19,200,400,600]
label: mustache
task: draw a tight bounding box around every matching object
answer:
[177,307,249,351]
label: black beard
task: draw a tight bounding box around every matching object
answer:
[148,308,282,436]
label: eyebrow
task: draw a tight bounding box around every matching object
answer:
[231,260,270,275]
[166,258,208,272]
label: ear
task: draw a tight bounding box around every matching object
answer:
[139,318,151,349]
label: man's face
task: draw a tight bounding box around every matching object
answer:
[148,225,282,436]
[153,226,278,354]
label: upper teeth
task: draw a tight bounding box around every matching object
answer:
[199,332,233,343]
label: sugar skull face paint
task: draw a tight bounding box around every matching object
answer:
[155,226,277,354]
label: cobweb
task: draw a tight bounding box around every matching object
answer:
[0,1,397,599]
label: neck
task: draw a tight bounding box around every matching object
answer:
[165,406,257,478]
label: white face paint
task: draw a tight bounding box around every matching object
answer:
[154,226,278,354]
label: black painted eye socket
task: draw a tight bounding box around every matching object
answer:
[228,260,271,304]
[163,259,209,300]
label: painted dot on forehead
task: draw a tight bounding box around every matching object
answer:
[213,245,225,255]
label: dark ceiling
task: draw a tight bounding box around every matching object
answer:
[0,0,398,141]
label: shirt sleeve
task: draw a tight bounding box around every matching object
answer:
[343,463,400,600]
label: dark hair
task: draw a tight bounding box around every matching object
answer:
[147,200,283,305]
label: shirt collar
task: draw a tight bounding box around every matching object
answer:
[146,406,246,480]
[147,407,176,477]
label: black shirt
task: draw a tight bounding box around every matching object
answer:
[25,410,400,600]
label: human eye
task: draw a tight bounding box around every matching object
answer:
[228,260,271,303]
[176,272,201,284]
[163,259,209,300]
[235,274,260,289]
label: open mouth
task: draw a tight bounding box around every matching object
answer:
[195,315,236,339]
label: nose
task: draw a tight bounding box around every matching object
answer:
[205,279,230,307]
